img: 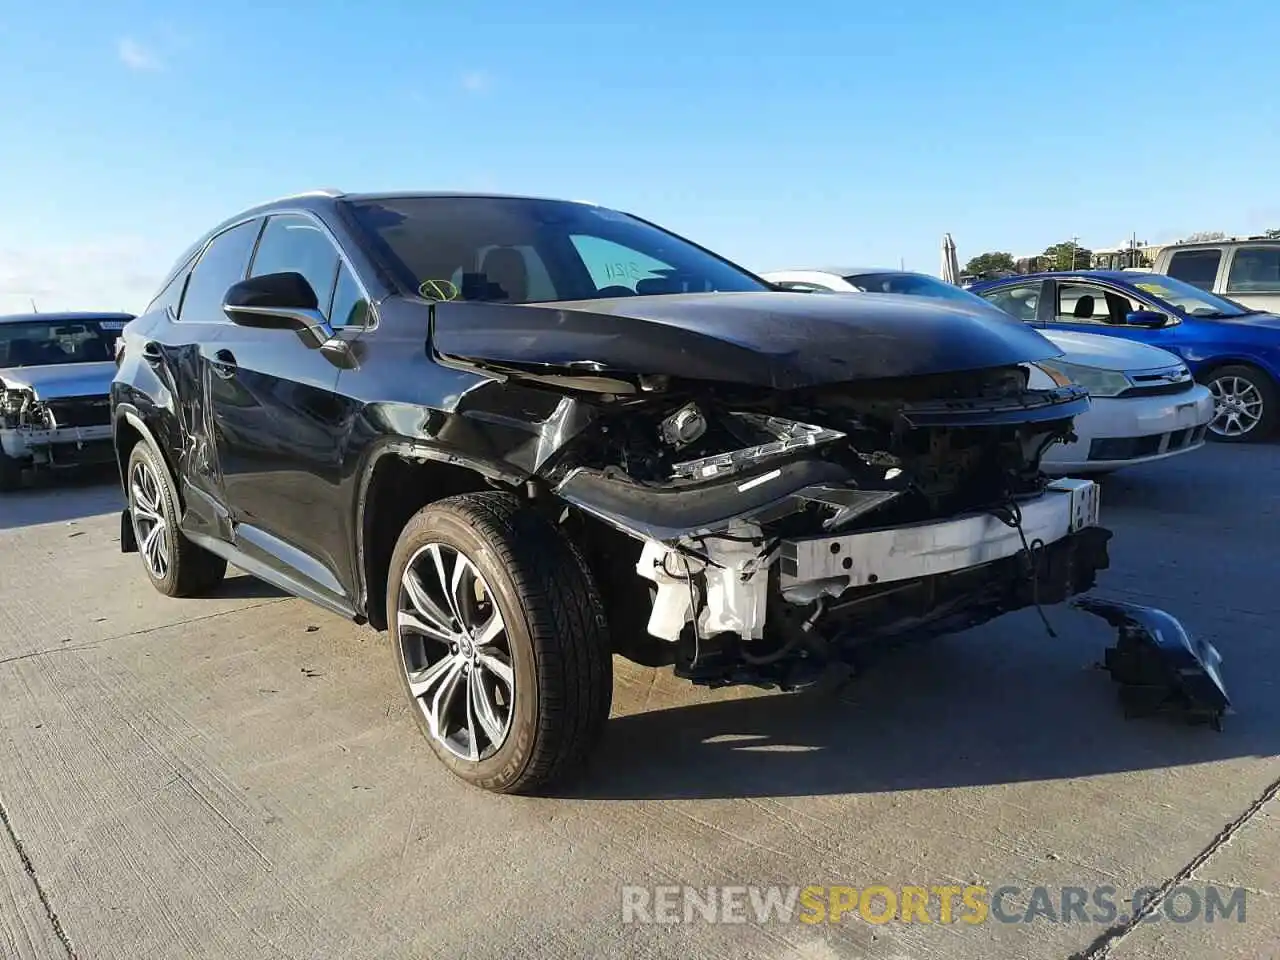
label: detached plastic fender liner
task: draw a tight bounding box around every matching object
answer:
[555,458,851,542]
[1073,597,1230,729]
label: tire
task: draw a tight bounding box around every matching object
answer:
[1203,364,1277,443]
[126,442,227,596]
[0,450,22,492]
[386,491,612,794]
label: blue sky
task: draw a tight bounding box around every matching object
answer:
[2,0,1278,312]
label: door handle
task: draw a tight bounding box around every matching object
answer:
[210,349,238,380]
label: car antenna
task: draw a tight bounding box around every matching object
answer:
[30,298,38,313]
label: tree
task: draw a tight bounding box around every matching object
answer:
[1042,241,1094,271]
[1183,230,1227,242]
[963,252,1015,275]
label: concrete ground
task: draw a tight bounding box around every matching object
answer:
[1,448,1277,960]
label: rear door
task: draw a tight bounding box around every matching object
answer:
[152,218,264,543]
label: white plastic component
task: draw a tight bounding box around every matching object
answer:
[698,523,770,641]
[635,540,700,642]
[634,522,775,643]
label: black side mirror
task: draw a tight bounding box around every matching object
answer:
[222,272,355,367]
[1125,310,1168,328]
[223,272,321,328]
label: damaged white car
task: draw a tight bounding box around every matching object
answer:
[0,312,128,490]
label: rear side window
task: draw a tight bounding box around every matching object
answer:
[979,282,1040,321]
[250,214,342,317]
[1226,246,1280,293]
[146,256,196,316]
[177,220,262,321]
[1166,249,1221,291]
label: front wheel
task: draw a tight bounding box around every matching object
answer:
[386,492,613,794]
[1204,365,1277,442]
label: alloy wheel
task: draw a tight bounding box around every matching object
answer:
[1208,375,1264,438]
[396,542,515,761]
[129,459,170,580]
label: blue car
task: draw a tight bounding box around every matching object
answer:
[969,271,1280,442]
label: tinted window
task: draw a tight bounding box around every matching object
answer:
[1226,247,1280,293]
[329,263,370,328]
[344,196,767,304]
[980,282,1041,321]
[178,220,262,321]
[1166,249,1221,291]
[250,215,342,318]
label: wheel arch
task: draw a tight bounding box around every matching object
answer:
[355,441,528,630]
[113,405,182,503]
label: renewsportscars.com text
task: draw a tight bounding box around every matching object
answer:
[620,884,1247,926]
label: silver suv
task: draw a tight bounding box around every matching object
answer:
[1151,238,1280,313]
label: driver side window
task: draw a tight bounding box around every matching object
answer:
[1055,284,1148,326]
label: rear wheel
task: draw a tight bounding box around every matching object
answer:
[386,491,612,794]
[126,442,227,596]
[1204,365,1277,442]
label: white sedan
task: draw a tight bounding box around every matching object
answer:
[762,268,1214,475]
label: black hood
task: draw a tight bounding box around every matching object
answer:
[429,291,1065,389]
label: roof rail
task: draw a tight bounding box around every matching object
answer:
[254,187,345,206]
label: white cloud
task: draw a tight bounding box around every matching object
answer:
[117,37,162,71]
[460,70,492,94]
[0,239,167,316]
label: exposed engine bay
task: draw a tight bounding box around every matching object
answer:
[500,363,1109,687]
[427,290,1232,726]
[0,382,115,472]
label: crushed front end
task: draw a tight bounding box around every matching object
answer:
[536,362,1117,688]
[0,385,115,478]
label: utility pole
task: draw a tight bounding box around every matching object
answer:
[1069,236,1079,270]
[30,298,38,313]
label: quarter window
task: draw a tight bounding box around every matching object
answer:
[980,282,1041,321]
[1166,249,1222,291]
[250,215,343,319]
[329,263,371,328]
[1226,247,1280,293]
[177,220,262,322]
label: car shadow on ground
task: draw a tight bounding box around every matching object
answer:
[0,466,122,530]
[205,572,288,600]
[560,608,1277,801]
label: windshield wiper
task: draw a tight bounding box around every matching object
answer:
[1194,310,1257,319]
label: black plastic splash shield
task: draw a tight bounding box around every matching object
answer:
[1073,597,1229,729]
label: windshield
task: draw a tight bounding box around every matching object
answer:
[344,196,769,304]
[846,271,996,308]
[0,319,123,367]
[1126,274,1254,318]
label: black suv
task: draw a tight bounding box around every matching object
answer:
[112,190,1118,793]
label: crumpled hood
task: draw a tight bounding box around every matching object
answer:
[1039,329,1184,372]
[0,361,116,399]
[430,291,1065,389]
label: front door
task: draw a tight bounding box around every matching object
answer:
[208,213,364,605]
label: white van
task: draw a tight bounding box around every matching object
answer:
[1149,238,1280,314]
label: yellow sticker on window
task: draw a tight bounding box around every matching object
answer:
[419,279,460,302]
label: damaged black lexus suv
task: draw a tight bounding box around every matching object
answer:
[111,191,1221,794]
